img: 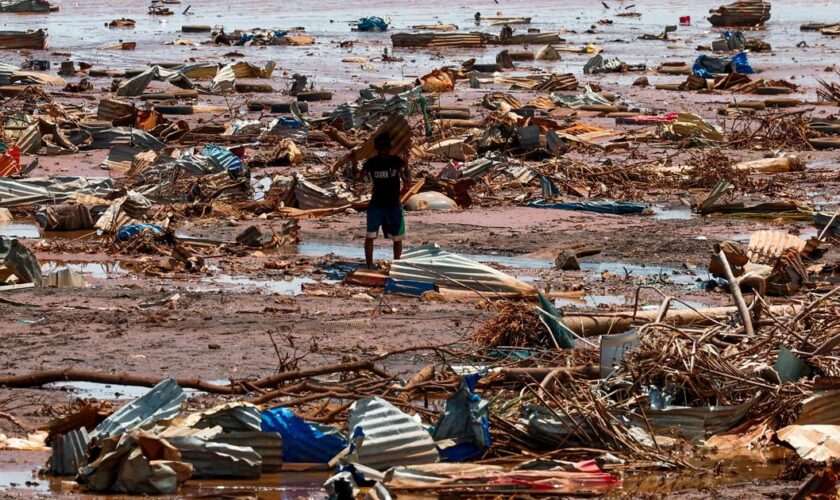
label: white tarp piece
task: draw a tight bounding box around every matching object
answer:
[389,244,536,295]
[600,330,640,377]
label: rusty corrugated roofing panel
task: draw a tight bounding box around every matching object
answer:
[796,390,840,426]
[0,29,47,50]
[15,122,41,154]
[747,230,806,265]
[97,98,135,122]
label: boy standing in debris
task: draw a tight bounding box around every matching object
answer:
[352,133,411,269]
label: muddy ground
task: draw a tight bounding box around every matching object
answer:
[1,0,840,497]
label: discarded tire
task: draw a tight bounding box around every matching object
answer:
[755,86,794,95]
[809,137,840,149]
[153,105,194,115]
[436,110,471,120]
[294,91,333,102]
[182,25,212,33]
[765,97,802,108]
[246,100,309,113]
[234,83,274,93]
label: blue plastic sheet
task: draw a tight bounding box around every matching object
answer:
[261,407,347,463]
[528,199,648,215]
[731,51,754,75]
[357,16,389,32]
[433,376,491,462]
[692,51,753,78]
[273,117,305,130]
[116,224,164,242]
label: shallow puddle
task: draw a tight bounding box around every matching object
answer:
[620,445,791,495]
[652,205,694,220]
[582,262,704,285]
[40,261,129,279]
[0,222,40,239]
[196,274,326,295]
[0,468,327,498]
[43,379,230,400]
[0,469,49,492]
[556,294,628,308]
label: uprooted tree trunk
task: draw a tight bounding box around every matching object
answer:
[0,360,387,395]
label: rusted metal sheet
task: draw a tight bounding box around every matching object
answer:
[97,98,135,122]
[101,145,140,173]
[747,230,806,265]
[15,122,41,155]
[293,173,357,210]
[390,244,536,295]
[708,0,771,27]
[796,390,840,426]
[348,396,439,471]
[0,0,55,13]
[0,29,47,50]
[331,114,413,173]
[392,32,487,48]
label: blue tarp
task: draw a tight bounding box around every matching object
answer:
[692,51,753,78]
[115,223,164,242]
[528,199,648,215]
[434,375,491,462]
[261,407,347,463]
[357,16,389,32]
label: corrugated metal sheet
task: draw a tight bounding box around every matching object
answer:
[48,427,90,475]
[634,400,754,442]
[90,378,185,441]
[0,177,115,207]
[796,390,840,425]
[101,144,139,172]
[390,244,536,295]
[0,29,47,50]
[391,32,487,48]
[166,435,262,478]
[708,0,771,26]
[97,98,135,122]
[293,173,356,210]
[93,191,151,233]
[347,396,439,471]
[210,63,236,94]
[184,402,262,432]
[15,122,41,154]
[748,230,807,265]
[776,425,840,461]
[211,431,282,473]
